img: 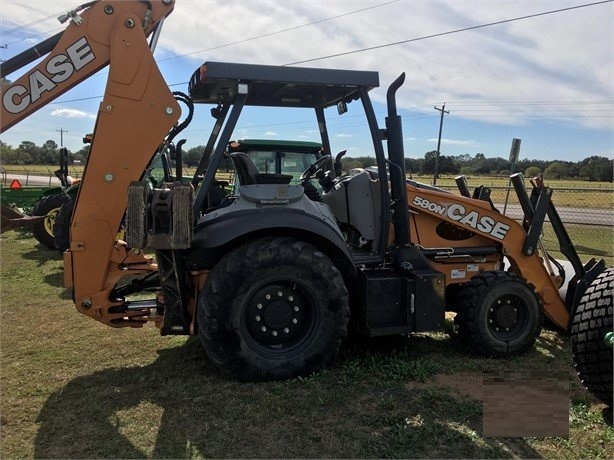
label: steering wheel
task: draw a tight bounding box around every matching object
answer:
[300,155,332,181]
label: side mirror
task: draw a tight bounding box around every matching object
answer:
[337,100,347,115]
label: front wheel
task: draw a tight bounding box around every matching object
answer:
[454,271,543,356]
[198,237,349,381]
[571,267,613,407]
[32,193,70,249]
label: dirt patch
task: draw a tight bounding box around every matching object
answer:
[405,372,483,401]
[483,374,569,437]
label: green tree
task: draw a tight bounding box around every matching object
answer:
[575,156,613,182]
[341,158,363,171]
[405,158,423,175]
[41,139,59,164]
[544,161,570,179]
[184,146,205,168]
[73,145,90,163]
[524,166,541,177]
[17,140,43,164]
[419,151,438,175]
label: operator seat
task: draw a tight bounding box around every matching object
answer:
[230,152,293,186]
[230,152,259,185]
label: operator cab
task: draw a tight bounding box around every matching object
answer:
[186,61,392,264]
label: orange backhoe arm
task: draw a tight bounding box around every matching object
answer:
[1,1,180,327]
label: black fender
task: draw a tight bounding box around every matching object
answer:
[186,208,356,277]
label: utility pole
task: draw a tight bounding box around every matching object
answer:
[432,103,449,185]
[56,128,68,147]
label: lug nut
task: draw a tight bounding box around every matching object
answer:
[292,318,298,324]
[261,326,267,332]
[272,331,278,336]
[255,316,261,322]
[293,306,299,312]
[265,294,271,300]
[257,303,263,309]
[277,291,283,297]
[288,296,294,302]
[283,327,290,334]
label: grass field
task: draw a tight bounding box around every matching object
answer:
[1,230,612,458]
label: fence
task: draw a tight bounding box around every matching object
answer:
[1,167,612,262]
[0,166,82,187]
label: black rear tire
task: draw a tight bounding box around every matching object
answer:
[32,193,70,249]
[198,236,349,381]
[53,198,74,252]
[454,271,543,356]
[571,267,613,407]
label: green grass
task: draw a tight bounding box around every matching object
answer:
[1,230,612,458]
[540,223,614,264]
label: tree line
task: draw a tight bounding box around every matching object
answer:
[344,150,613,182]
[1,140,612,182]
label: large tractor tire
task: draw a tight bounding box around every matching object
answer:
[53,198,74,253]
[454,271,543,357]
[571,267,613,407]
[31,193,70,249]
[198,236,349,381]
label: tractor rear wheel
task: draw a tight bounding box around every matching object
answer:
[455,271,543,356]
[571,266,613,407]
[32,193,70,249]
[198,236,349,381]
[53,198,74,252]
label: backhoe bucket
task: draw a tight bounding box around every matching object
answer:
[1,204,45,233]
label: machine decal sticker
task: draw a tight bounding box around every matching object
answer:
[412,196,510,240]
[3,37,95,114]
[451,269,466,279]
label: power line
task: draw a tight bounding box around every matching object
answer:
[1,27,64,47]
[159,0,400,63]
[285,0,613,65]
[41,0,612,110]
[0,10,64,36]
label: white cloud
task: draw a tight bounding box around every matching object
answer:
[50,108,95,119]
[336,133,351,138]
[428,138,476,147]
[264,131,277,137]
[1,1,611,159]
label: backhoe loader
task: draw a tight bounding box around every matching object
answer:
[1,0,610,405]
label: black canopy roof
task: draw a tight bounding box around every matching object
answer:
[188,61,379,108]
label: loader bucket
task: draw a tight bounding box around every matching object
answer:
[1,204,45,233]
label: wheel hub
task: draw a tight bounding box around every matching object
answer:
[495,304,518,329]
[488,296,521,333]
[245,283,308,346]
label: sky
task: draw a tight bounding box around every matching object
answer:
[0,0,612,163]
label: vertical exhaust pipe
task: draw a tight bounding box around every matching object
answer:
[386,73,410,247]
